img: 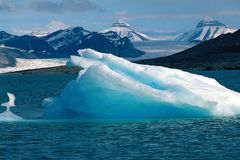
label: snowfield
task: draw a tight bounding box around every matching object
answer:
[43,49,240,119]
[0,58,68,74]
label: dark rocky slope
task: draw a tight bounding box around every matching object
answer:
[137,30,240,70]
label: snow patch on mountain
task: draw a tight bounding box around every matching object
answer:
[0,31,16,42]
[44,27,91,50]
[31,30,50,37]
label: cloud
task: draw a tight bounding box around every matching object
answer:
[113,10,240,23]
[46,20,70,31]
[114,11,132,21]
[30,0,102,13]
[11,20,70,36]
[0,0,102,13]
[0,0,14,12]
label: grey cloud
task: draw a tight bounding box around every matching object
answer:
[30,0,102,13]
[0,0,14,12]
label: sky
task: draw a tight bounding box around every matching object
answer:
[0,0,240,35]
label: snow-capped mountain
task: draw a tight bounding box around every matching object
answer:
[176,17,237,43]
[100,20,153,42]
[43,26,144,58]
[0,31,16,43]
[0,26,144,58]
[3,35,55,57]
[138,29,240,70]
[43,27,91,51]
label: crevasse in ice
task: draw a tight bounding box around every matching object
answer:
[43,49,240,119]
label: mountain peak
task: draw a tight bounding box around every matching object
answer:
[176,17,236,43]
[100,21,152,42]
[197,17,226,28]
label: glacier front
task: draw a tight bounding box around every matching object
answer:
[43,49,240,119]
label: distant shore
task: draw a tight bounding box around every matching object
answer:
[2,65,81,75]
[134,60,240,71]
[2,63,240,75]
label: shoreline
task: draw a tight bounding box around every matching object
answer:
[1,64,240,75]
[2,65,81,75]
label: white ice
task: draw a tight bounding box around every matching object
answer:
[0,93,23,121]
[43,49,240,119]
[0,58,68,74]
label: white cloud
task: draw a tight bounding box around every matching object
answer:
[46,20,70,31]
[11,20,70,36]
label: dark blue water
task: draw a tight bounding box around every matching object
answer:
[0,74,77,119]
[1,118,240,159]
[0,71,240,159]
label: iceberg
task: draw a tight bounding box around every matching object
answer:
[0,93,23,121]
[43,49,240,119]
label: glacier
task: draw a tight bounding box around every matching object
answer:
[0,93,23,121]
[43,49,240,119]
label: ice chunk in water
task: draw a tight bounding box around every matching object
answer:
[43,49,240,119]
[0,93,23,121]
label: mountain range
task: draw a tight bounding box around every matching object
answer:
[0,19,239,70]
[176,17,237,43]
[137,29,240,70]
[0,27,144,60]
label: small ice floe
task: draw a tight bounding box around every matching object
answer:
[0,93,23,121]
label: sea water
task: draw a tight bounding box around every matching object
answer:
[0,71,239,159]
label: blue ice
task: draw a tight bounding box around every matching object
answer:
[42,49,240,119]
